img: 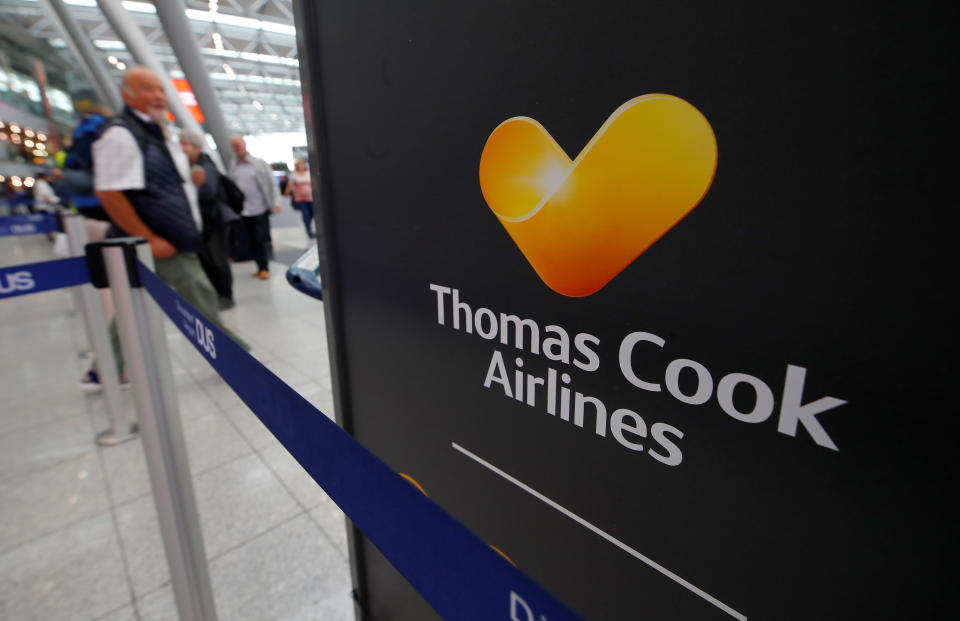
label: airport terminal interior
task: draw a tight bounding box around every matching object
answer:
[4,2,950,620]
[2,1,355,619]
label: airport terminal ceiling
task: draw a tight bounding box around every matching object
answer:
[0,0,303,136]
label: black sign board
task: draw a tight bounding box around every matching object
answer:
[292,2,953,619]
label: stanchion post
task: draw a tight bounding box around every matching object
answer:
[94,238,218,621]
[61,213,136,446]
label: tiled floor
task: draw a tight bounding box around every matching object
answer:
[0,224,354,620]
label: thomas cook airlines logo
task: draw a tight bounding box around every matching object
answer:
[479,94,718,297]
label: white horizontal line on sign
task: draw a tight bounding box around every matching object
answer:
[451,442,747,621]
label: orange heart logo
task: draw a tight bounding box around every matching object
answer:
[479,94,718,297]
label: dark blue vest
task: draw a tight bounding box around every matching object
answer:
[101,107,201,252]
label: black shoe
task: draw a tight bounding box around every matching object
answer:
[218,297,236,310]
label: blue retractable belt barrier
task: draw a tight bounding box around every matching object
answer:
[0,256,90,300]
[137,260,582,621]
[0,213,59,237]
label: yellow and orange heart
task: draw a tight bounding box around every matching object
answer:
[479,94,718,297]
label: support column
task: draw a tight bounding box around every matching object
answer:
[152,0,235,170]
[94,0,204,136]
[42,0,123,111]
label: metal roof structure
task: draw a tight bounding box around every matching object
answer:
[0,0,303,136]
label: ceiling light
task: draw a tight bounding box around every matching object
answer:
[116,62,127,70]
[252,100,264,111]
[222,63,235,79]
[184,9,296,36]
[212,32,224,51]
[210,74,300,88]
[94,40,127,50]
[25,139,34,148]
[37,133,47,141]
[215,49,298,67]
[24,129,35,138]
[63,1,155,12]
[107,55,118,64]
[121,1,155,13]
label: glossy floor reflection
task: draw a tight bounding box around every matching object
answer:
[0,226,354,621]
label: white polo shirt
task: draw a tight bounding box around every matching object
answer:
[92,109,202,232]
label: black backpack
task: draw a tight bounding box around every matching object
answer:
[220,175,245,214]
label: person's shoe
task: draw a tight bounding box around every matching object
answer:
[218,296,236,310]
[257,270,269,280]
[79,369,102,392]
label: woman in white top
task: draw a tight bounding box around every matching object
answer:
[283,159,315,238]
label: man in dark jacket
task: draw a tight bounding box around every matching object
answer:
[179,129,239,310]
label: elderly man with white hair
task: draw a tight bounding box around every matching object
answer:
[80,66,248,390]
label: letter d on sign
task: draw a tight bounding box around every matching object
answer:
[510,591,534,621]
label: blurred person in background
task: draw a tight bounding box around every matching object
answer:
[31,168,61,212]
[180,129,239,310]
[80,66,247,390]
[284,158,315,238]
[229,134,281,280]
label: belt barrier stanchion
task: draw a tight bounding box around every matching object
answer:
[62,213,137,446]
[89,238,218,621]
